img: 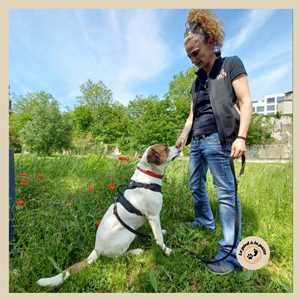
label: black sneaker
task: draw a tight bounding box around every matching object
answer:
[184,221,215,232]
[207,261,242,275]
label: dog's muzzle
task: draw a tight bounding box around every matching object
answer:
[167,146,180,161]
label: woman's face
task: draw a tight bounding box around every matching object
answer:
[185,37,214,70]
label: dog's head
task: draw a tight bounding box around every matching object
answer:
[145,144,180,166]
[133,144,180,182]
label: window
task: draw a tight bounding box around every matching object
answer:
[277,96,284,103]
[257,106,264,112]
[267,105,275,111]
[267,97,275,104]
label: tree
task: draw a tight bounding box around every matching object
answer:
[9,113,29,152]
[10,92,43,152]
[165,67,196,129]
[127,96,178,151]
[77,79,113,109]
[91,102,130,146]
[19,92,72,155]
[72,105,93,133]
[247,114,274,145]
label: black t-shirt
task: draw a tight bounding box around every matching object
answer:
[192,56,247,137]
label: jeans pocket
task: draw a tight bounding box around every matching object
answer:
[205,133,220,145]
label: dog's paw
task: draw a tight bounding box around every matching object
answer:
[162,229,167,235]
[127,248,144,256]
[164,247,172,256]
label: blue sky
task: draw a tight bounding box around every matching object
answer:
[9,9,292,110]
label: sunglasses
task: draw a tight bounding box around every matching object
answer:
[187,48,200,59]
[184,21,199,38]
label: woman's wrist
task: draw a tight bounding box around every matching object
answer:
[236,136,247,141]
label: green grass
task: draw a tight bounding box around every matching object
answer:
[10,154,293,292]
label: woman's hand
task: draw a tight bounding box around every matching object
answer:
[176,134,188,151]
[231,138,246,159]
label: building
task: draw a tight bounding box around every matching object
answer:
[252,91,293,115]
[277,91,293,114]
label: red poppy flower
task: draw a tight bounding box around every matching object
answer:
[20,178,29,185]
[117,155,129,161]
[19,172,28,176]
[107,183,116,192]
[95,219,101,229]
[16,199,25,207]
[87,184,94,193]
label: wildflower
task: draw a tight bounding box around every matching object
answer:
[19,172,28,176]
[107,183,116,192]
[95,219,101,229]
[20,178,29,185]
[87,184,94,193]
[117,155,129,161]
[16,199,25,207]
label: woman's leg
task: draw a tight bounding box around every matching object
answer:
[202,133,242,266]
[189,139,215,230]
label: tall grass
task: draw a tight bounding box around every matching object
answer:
[10,154,292,292]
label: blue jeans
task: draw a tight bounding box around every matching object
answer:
[189,132,242,264]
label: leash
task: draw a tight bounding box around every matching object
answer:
[112,155,245,264]
[170,155,245,264]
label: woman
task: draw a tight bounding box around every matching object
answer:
[176,9,252,275]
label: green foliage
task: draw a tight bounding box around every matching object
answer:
[10,92,46,152]
[165,67,196,128]
[9,113,29,152]
[9,69,283,154]
[77,79,113,107]
[91,103,130,145]
[72,106,93,133]
[71,80,130,152]
[127,96,178,151]
[247,114,274,145]
[71,133,106,155]
[10,156,292,292]
[17,92,72,155]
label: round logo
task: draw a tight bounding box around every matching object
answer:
[236,236,270,270]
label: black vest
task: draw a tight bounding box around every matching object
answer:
[187,57,240,145]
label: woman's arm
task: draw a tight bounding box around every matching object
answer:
[175,102,193,150]
[231,74,253,158]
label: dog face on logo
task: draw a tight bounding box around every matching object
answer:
[217,68,227,80]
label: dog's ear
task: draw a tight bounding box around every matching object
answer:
[146,148,162,165]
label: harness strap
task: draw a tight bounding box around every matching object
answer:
[117,192,144,216]
[127,180,162,193]
[112,181,162,239]
[113,204,151,239]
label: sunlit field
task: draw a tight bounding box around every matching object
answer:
[10,154,292,292]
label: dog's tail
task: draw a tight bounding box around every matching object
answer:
[36,249,99,287]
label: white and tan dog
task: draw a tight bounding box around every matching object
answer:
[37,144,180,287]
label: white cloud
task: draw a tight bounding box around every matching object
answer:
[249,63,292,100]
[223,10,275,53]
[245,46,292,73]
[63,9,171,105]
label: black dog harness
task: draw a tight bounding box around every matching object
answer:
[113,180,161,239]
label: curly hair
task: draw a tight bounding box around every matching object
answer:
[185,9,224,48]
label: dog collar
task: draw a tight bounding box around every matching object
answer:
[136,166,163,179]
